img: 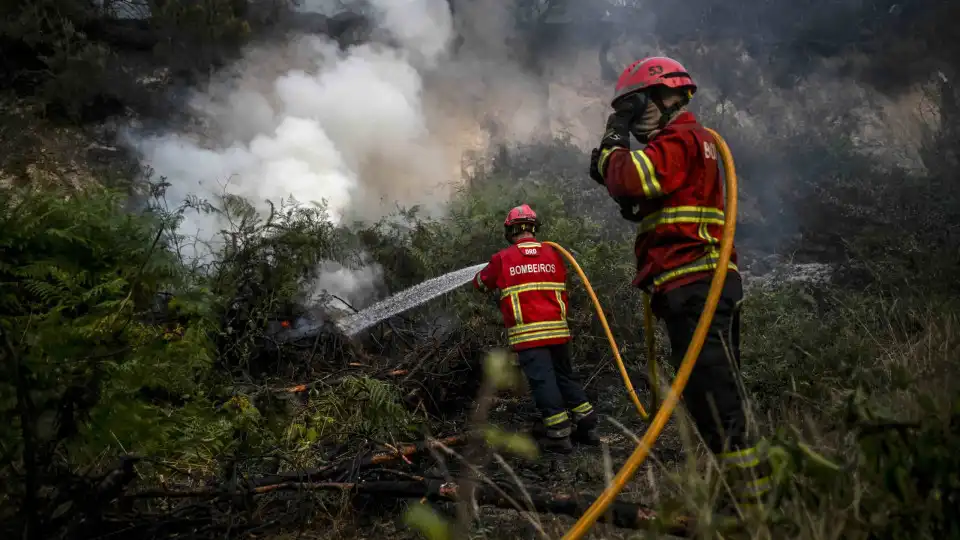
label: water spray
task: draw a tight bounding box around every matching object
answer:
[277,263,486,342]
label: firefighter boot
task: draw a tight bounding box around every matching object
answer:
[571,405,600,446]
[539,434,574,455]
[531,417,574,455]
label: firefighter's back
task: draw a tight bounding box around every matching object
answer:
[494,241,570,350]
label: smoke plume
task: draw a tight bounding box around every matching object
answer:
[131,0,461,307]
[128,0,954,305]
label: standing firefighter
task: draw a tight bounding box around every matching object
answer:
[473,204,599,454]
[587,57,772,510]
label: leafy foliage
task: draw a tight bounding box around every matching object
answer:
[285,376,421,449]
[164,192,352,375]
[0,186,226,532]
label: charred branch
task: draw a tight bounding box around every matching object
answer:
[248,434,469,487]
[131,479,695,536]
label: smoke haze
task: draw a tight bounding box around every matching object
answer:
[127,0,954,304]
[130,0,461,307]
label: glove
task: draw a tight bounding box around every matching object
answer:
[600,92,649,150]
[591,93,651,187]
[589,111,635,185]
[617,196,647,223]
[589,147,605,185]
[599,109,632,151]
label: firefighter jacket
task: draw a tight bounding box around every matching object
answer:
[597,111,739,294]
[473,241,571,351]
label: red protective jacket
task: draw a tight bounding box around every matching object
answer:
[473,240,571,351]
[597,111,738,294]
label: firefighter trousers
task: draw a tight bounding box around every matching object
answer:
[516,343,596,439]
[651,272,772,505]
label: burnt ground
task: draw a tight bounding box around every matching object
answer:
[265,363,699,540]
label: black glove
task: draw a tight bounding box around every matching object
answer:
[590,109,638,185]
[617,196,646,223]
[600,109,632,151]
[592,93,650,187]
[600,92,649,150]
[589,147,605,185]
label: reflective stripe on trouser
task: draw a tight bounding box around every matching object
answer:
[543,411,572,438]
[517,344,590,439]
[571,401,598,431]
[571,401,594,420]
[718,446,773,505]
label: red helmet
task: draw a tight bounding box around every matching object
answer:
[612,56,697,106]
[504,204,538,227]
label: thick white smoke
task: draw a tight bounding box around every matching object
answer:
[128,0,926,312]
[131,0,456,308]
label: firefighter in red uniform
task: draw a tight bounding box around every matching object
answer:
[473,204,599,454]
[587,57,772,509]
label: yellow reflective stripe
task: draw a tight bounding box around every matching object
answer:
[718,446,761,469]
[544,411,569,427]
[510,293,523,325]
[555,290,567,320]
[637,206,725,235]
[736,476,773,499]
[653,252,738,288]
[508,329,571,346]
[629,149,663,198]
[509,329,571,344]
[516,242,541,248]
[598,147,617,178]
[571,402,593,414]
[699,220,719,246]
[507,320,568,336]
[500,281,566,297]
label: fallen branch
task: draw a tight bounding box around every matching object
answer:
[246,434,469,487]
[129,479,694,536]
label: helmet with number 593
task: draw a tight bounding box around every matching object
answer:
[612,56,697,106]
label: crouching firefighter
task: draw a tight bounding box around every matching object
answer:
[473,204,599,454]
[588,57,773,511]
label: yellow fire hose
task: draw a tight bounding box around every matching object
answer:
[542,241,651,421]
[547,127,738,539]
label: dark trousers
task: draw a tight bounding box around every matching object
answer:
[651,273,749,454]
[516,343,596,438]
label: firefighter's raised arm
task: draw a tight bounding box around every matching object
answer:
[473,252,501,292]
[589,58,697,203]
[596,137,688,200]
